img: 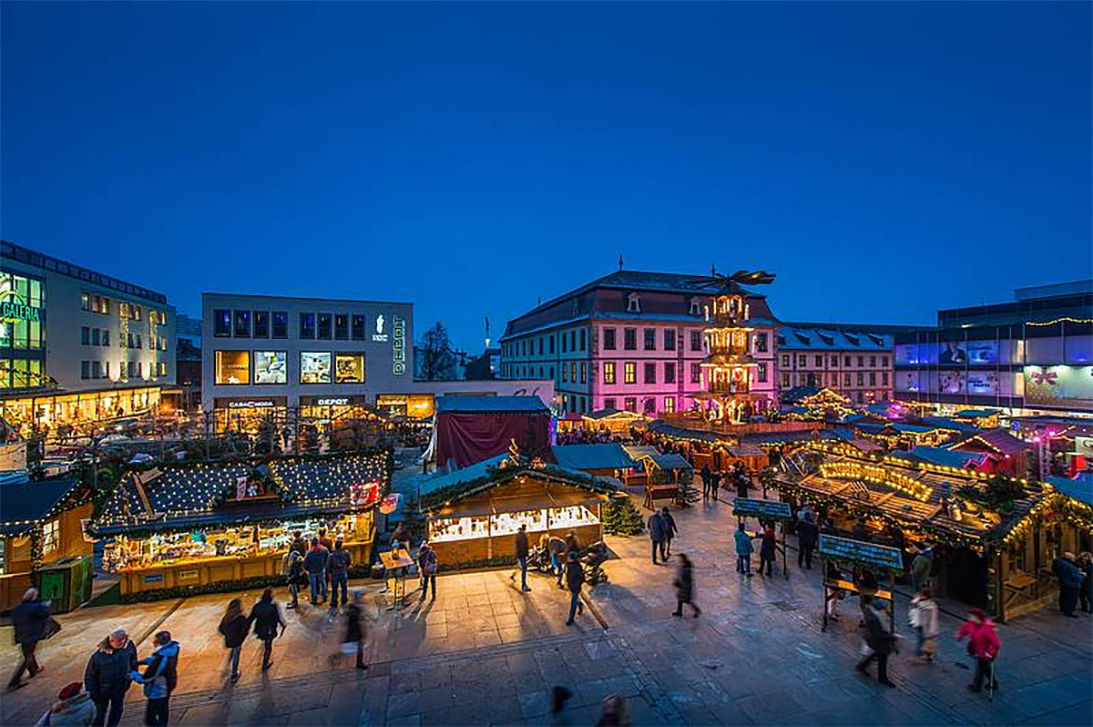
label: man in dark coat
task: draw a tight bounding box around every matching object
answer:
[710,470,722,500]
[328,540,352,611]
[699,465,712,500]
[303,538,330,605]
[647,510,667,565]
[7,587,50,690]
[856,597,897,687]
[797,513,819,570]
[661,507,678,557]
[671,554,701,618]
[345,590,367,670]
[84,628,138,726]
[247,587,286,671]
[513,524,531,592]
[758,523,778,577]
[564,551,586,625]
[1052,553,1084,617]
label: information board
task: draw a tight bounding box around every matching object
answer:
[818,534,903,571]
[732,498,792,520]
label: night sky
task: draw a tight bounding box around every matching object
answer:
[2,2,1089,350]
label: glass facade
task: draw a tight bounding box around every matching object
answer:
[1,271,46,389]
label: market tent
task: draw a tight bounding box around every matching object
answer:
[434,396,551,469]
[550,443,637,473]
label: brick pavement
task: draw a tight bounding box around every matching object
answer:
[2,495,1090,726]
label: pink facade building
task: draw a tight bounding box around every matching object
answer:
[500,270,779,416]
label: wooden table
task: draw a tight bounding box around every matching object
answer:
[643,484,679,510]
[380,548,415,611]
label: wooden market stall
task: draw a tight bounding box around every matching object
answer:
[90,452,389,599]
[1,477,94,612]
[417,454,617,569]
[582,408,648,438]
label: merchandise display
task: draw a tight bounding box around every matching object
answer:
[428,505,599,543]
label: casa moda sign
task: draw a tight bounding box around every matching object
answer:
[0,292,41,323]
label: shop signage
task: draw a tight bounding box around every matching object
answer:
[178,569,199,582]
[227,400,277,409]
[818,534,903,571]
[316,398,350,406]
[392,314,406,375]
[144,573,165,584]
[0,291,41,323]
[1077,437,1093,458]
[372,313,388,342]
[732,498,792,520]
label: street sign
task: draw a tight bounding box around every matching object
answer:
[818,534,903,571]
[732,497,792,520]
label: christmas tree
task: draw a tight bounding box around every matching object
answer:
[676,469,701,507]
[602,495,645,535]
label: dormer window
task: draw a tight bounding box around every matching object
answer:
[689,297,702,316]
[626,292,641,313]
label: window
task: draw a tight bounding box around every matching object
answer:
[81,327,89,345]
[691,363,701,384]
[813,355,821,367]
[603,362,615,384]
[300,313,316,339]
[644,328,656,351]
[869,372,877,386]
[562,333,568,353]
[604,398,616,410]
[624,362,636,384]
[102,330,109,346]
[81,360,90,379]
[335,314,349,340]
[81,293,90,311]
[664,362,675,384]
[664,396,675,413]
[644,362,656,384]
[755,333,768,352]
[42,519,59,556]
[562,364,568,382]
[233,310,251,337]
[215,350,251,384]
[831,355,838,367]
[570,362,577,383]
[273,312,288,339]
[538,338,543,356]
[624,328,637,350]
[132,306,142,321]
[603,328,616,350]
[549,336,556,354]
[626,293,641,313]
[690,331,701,351]
[570,330,576,351]
[317,313,332,339]
[869,355,876,368]
[857,373,864,386]
[664,329,676,351]
[643,397,656,414]
[689,297,702,316]
[857,356,864,367]
[882,372,889,385]
[254,351,287,384]
[758,363,768,383]
[91,328,100,346]
[782,354,790,368]
[882,356,889,367]
[580,362,587,384]
[214,309,231,337]
[624,397,637,412]
[781,373,791,388]
[157,361,167,376]
[844,373,851,387]
[844,355,852,367]
[579,329,586,351]
[301,352,332,383]
[254,311,270,338]
[351,315,366,340]
[335,353,366,383]
[797,355,805,367]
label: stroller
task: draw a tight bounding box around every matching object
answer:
[579,541,610,586]
[526,542,556,574]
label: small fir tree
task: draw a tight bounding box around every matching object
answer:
[602,496,645,535]
[676,469,701,507]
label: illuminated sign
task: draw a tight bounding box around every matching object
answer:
[372,313,388,342]
[316,397,349,406]
[393,314,406,376]
[0,291,41,323]
[227,400,277,409]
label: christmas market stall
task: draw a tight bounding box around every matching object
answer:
[550,443,639,483]
[90,451,389,600]
[582,408,648,437]
[1,477,94,612]
[416,453,618,569]
[428,396,552,470]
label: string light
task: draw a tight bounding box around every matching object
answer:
[1025,317,1093,327]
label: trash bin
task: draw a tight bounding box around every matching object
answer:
[38,556,93,613]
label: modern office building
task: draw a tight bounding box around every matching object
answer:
[499,269,779,416]
[777,323,913,404]
[1,240,176,435]
[894,281,1093,415]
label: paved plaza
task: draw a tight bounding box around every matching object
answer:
[3,497,1091,726]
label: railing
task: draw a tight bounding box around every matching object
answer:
[705,382,750,395]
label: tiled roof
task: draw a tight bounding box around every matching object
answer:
[777,324,893,351]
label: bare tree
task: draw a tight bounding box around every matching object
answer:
[420,321,456,381]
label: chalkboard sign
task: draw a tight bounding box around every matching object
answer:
[818,534,903,571]
[732,498,792,520]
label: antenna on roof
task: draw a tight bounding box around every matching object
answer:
[618,255,624,271]
[711,264,717,276]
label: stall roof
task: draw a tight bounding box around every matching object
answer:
[955,409,999,418]
[586,408,646,421]
[1047,475,1093,507]
[727,443,766,458]
[649,453,692,471]
[647,419,732,443]
[0,478,83,536]
[918,416,981,433]
[622,445,662,461]
[949,430,1031,456]
[435,396,549,414]
[891,447,988,470]
[550,444,637,471]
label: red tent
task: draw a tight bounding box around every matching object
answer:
[434,396,552,469]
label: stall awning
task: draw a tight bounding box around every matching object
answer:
[434,482,611,518]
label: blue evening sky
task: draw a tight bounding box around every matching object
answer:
[2,2,1090,350]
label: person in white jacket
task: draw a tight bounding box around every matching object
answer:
[909,588,941,662]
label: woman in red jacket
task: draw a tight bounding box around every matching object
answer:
[956,607,1000,693]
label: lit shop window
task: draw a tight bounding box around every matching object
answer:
[254,351,287,384]
[215,350,251,385]
[301,352,332,384]
[335,353,365,383]
[42,519,60,555]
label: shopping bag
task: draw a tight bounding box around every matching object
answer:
[43,617,63,640]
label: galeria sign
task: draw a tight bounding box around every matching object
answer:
[0,292,41,323]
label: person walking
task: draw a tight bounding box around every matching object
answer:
[282,547,304,610]
[131,630,179,727]
[956,608,1000,693]
[647,509,667,565]
[734,522,754,577]
[8,587,51,690]
[671,554,701,618]
[661,507,678,558]
[825,560,844,621]
[247,587,286,672]
[34,681,96,727]
[1052,552,1083,617]
[855,597,897,688]
[1078,552,1093,614]
[911,546,934,592]
[797,512,819,570]
[710,469,722,500]
[758,522,778,577]
[512,524,532,592]
[341,589,368,670]
[418,540,438,601]
[909,588,940,662]
[84,628,138,727]
[548,535,566,588]
[328,540,352,612]
[303,537,329,605]
[564,550,585,626]
[700,464,712,501]
[218,599,250,683]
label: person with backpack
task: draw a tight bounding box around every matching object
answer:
[328,540,352,612]
[247,587,286,671]
[282,548,304,610]
[564,550,586,625]
[218,599,250,683]
[957,607,1000,693]
[303,537,330,605]
[660,507,678,558]
[8,587,52,690]
[130,631,179,727]
[85,629,139,727]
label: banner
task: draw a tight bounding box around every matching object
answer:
[1024,366,1093,407]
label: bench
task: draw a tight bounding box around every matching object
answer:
[643,484,679,510]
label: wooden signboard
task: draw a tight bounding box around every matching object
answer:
[818,534,903,571]
[732,497,792,521]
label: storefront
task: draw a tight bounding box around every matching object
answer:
[417,455,617,569]
[91,451,389,599]
[1,386,167,439]
[376,393,436,420]
[212,396,288,433]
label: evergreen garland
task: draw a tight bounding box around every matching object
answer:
[602,496,645,535]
